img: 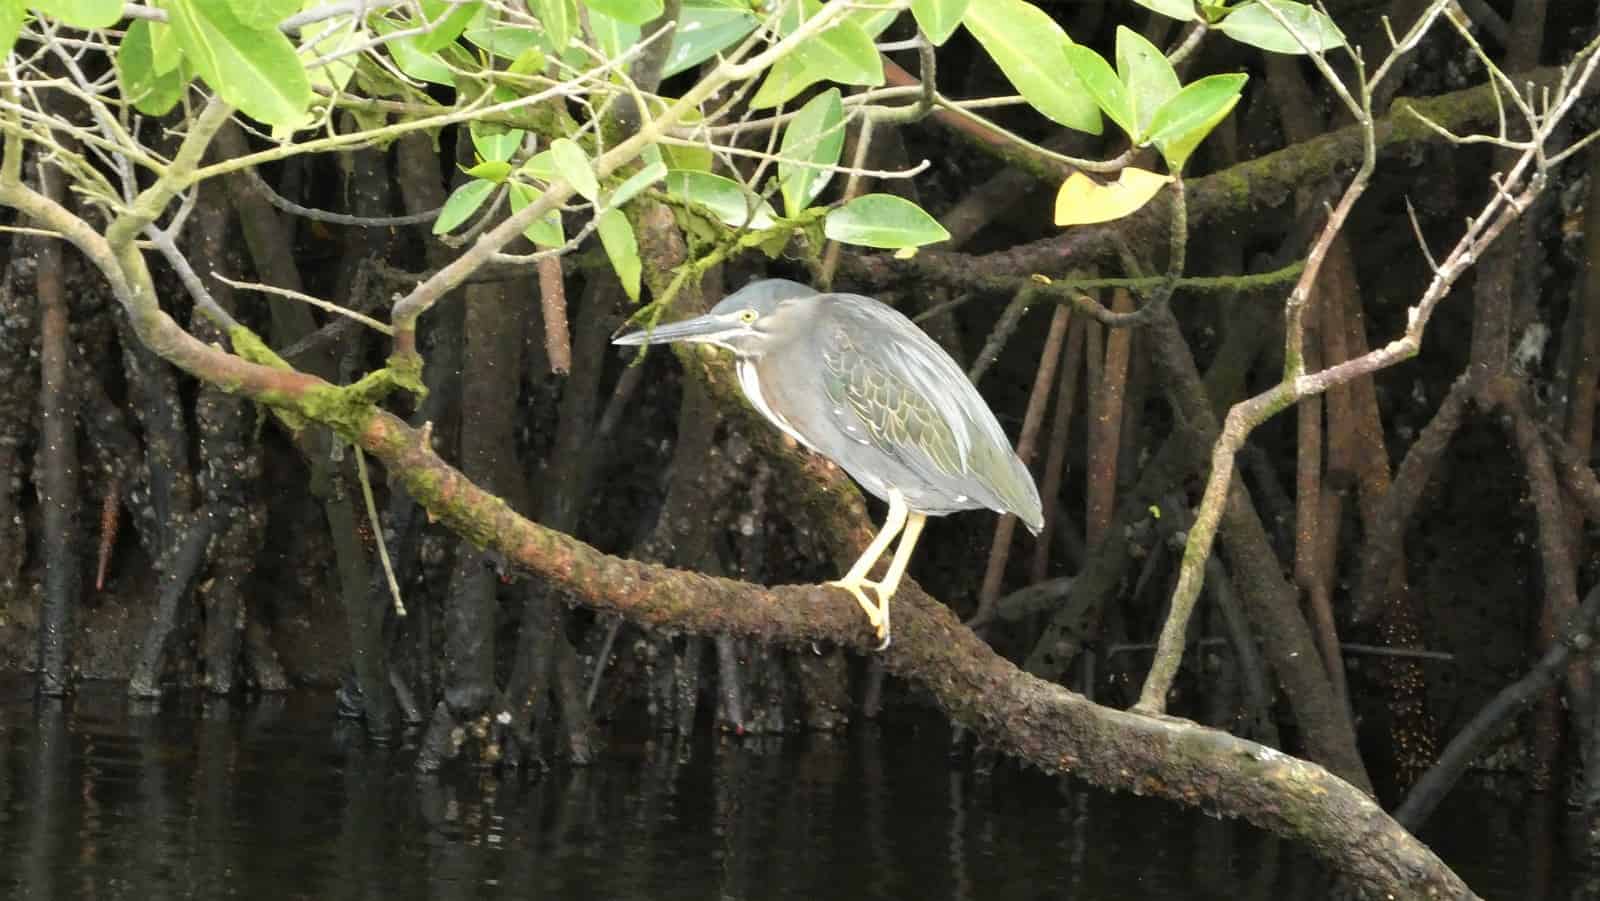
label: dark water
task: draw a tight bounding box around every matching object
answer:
[0,678,1538,900]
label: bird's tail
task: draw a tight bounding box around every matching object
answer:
[975,440,1044,534]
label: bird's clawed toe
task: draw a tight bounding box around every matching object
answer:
[827,577,882,623]
[827,578,891,649]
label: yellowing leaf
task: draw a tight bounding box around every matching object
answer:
[1053,167,1172,227]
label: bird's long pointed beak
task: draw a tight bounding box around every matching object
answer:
[612,313,730,347]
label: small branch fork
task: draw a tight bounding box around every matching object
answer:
[1133,10,1600,713]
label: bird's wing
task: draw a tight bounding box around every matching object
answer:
[816,297,972,481]
[815,295,1044,528]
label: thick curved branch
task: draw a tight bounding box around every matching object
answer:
[0,36,1484,894]
[0,239,1470,898]
[1,163,1470,891]
[346,405,1470,898]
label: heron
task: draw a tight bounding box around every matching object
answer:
[614,279,1043,649]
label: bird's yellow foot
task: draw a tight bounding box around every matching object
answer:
[826,577,891,649]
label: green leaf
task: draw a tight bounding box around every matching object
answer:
[851,3,901,39]
[664,170,776,229]
[824,194,949,248]
[165,0,313,128]
[464,24,549,59]
[911,0,967,45]
[29,0,120,28]
[1216,1,1344,54]
[150,20,184,73]
[412,0,481,52]
[387,38,453,84]
[550,138,599,201]
[663,144,712,171]
[507,47,546,75]
[1063,46,1133,140]
[583,0,661,26]
[228,0,297,30]
[146,62,191,115]
[750,0,887,108]
[471,124,523,162]
[118,18,159,92]
[749,55,818,110]
[660,5,756,78]
[534,0,579,50]
[961,0,1100,133]
[0,0,24,59]
[433,179,495,234]
[1145,72,1246,170]
[607,161,666,210]
[1116,26,1179,136]
[588,9,639,60]
[597,208,641,301]
[463,159,513,182]
[1129,0,1197,21]
[778,87,844,216]
[660,110,710,169]
[118,19,189,115]
[507,181,565,247]
[782,0,882,87]
[520,149,556,181]
[377,15,456,85]
[296,1,360,101]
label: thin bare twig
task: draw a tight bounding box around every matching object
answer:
[1134,29,1600,714]
[355,446,406,617]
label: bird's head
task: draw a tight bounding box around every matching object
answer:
[613,278,817,358]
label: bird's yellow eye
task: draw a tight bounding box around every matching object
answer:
[738,309,758,324]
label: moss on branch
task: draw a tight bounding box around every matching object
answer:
[342,402,1473,899]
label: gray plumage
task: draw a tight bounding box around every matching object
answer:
[616,278,1043,531]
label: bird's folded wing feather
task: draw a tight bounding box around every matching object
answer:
[818,307,970,480]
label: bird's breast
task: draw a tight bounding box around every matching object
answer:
[736,359,818,453]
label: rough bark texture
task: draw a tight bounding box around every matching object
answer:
[189,182,264,695]
[358,401,1470,900]
[844,67,1573,312]
[0,256,36,599]
[34,176,79,696]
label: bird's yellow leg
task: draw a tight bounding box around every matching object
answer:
[828,488,908,634]
[870,511,926,650]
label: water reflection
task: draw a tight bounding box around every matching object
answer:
[0,678,1542,900]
